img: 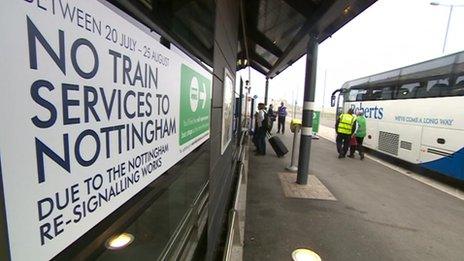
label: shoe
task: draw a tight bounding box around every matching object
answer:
[360,155,365,160]
[338,155,345,159]
[348,154,355,158]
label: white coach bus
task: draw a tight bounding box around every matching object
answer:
[331,51,464,181]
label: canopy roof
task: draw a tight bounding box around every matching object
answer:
[238,0,376,79]
[109,0,376,77]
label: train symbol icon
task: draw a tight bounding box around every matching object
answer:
[189,76,207,112]
[179,63,211,145]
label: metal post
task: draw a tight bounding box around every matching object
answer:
[293,100,297,119]
[296,35,318,185]
[244,80,250,129]
[264,78,269,105]
[286,125,300,172]
[250,98,255,131]
[442,5,453,53]
[322,69,327,112]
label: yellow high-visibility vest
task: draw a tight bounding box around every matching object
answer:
[337,113,356,134]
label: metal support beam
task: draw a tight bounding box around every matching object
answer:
[239,0,251,74]
[237,51,272,70]
[250,61,268,76]
[264,78,269,105]
[282,0,317,19]
[250,52,273,70]
[248,30,283,57]
[296,35,318,185]
[266,0,336,78]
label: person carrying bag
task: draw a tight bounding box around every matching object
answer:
[348,111,366,160]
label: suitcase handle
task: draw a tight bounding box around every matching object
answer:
[266,131,272,139]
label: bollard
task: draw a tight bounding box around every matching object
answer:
[286,121,301,172]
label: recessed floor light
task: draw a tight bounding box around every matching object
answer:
[292,248,322,261]
[105,233,134,250]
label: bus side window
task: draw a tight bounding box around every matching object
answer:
[381,87,394,100]
[396,82,421,99]
[370,86,393,100]
[348,89,358,101]
[357,89,368,101]
[370,89,381,100]
[348,88,368,101]
[422,77,449,98]
[450,75,464,96]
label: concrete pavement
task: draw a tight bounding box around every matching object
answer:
[243,130,464,261]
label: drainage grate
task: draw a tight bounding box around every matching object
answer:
[400,141,412,151]
[378,131,399,156]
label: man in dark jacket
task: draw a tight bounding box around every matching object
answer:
[277,102,287,134]
[267,104,276,133]
[256,103,267,155]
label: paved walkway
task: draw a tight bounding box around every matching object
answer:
[243,130,464,261]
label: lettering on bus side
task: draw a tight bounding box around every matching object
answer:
[350,103,384,119]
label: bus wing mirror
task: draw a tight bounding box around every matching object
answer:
[330,95,336,107]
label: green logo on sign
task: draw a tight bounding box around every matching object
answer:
[179,64,211,145]
[312,111,320,133]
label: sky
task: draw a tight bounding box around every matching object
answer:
[237,0,464,111]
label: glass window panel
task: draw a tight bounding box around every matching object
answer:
[347,88,368,102]
[419,77,449,98]
[396,82,421,99]
[96,146,209,260]
[368,70,400,85]
[369,86,394,100]
[451,74,464,96]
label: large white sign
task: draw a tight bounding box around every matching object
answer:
[0,1,211,260]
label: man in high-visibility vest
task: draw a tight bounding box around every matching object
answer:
[349,111,367,160]
[335,108,357,158]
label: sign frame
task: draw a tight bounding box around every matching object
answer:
[221,67,235,154]
[0,1,212,260]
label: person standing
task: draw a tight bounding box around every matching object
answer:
[349,111,366,160]
[256,103,267,155]
[277,102,287,134]
[335,108,356,158]
[267,104,276,133]
[252,110,259,150]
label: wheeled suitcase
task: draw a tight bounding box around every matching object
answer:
[268,135,288,157]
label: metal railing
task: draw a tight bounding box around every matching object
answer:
[223,131,248,261]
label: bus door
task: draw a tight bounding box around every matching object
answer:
[331,89,346,119]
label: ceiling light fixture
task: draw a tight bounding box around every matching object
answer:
[343,6,351,15]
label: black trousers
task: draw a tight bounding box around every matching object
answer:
[350,137,364,156]
[277,116,286,133]
[257,127,266,155]
[336,133,351,156]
